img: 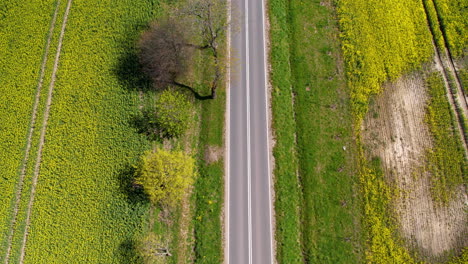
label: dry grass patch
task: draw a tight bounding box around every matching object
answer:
[204,145,223,164]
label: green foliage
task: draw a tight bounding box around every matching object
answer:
[425,73,467,204]
[432,0,468,58]
[447,247,468,264]
[291,1,363,263]
[135,149,195,205]
[336,0,433,120]
[460,68,468,94]
[155,90,192,138]
[422,0,446,51]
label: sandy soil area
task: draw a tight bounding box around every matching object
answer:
[362,72,467,261]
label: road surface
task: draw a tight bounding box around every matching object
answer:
[226,0,273,262]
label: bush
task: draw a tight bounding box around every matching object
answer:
[155,90,192,138]
[135,149,195,206]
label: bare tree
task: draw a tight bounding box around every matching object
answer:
[139,1,230,99]
[182,0,229,98]
[138,19,193,90]
[183,0,228,54]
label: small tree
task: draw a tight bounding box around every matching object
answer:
[135,149,195,206]
[155,90,192,138]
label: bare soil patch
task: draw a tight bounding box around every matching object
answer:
[362,72,467,261]
[205,145,223,164]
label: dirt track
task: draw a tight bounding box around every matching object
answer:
[363,73,467,261]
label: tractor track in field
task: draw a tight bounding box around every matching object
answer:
[432,43,468,155]
[18,0,73,262]
[422,0,468,156]
[3,1,61,263]
[4,0,73,262]
[428,0,468,113]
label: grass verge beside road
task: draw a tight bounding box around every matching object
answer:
[269,0,362,262]
[268,0,302,262]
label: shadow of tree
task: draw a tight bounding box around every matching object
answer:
[118,164,150,205]
[114,50,153,93]
[128,109,164,142]
[118,238,144,264]
[113,28,213,101]
[116,166,147,264]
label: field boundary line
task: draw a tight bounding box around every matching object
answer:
[3,1,61,262]
[18,0,73,262]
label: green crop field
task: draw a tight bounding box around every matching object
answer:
[431,0,468,58]
[336,0,436,262]
[7,1,157,262]
[337,0,433,120]
[0,0,59,261]
[1,0,225,263]
[268,0,302,261]
[335,0,467,263]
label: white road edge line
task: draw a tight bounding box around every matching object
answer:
[261,0,274,261]
[18,0,73,262]
[245,0,252,262]
[225,0,231,262]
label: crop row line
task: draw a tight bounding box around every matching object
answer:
[421,0,468,157]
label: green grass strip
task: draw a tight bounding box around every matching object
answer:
[268,0,303,262]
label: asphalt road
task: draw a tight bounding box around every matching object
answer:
[227,0,273,262]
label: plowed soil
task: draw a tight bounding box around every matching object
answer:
[362,72,467,261]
